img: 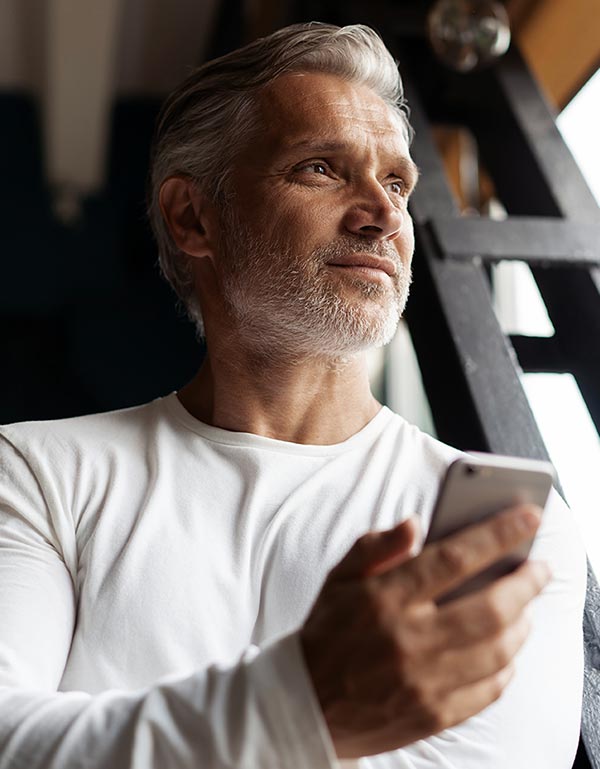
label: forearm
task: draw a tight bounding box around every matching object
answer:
[0,632,336,769]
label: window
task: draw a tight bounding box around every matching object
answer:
[515,69,600,573]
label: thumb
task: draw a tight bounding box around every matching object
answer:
[331,517,420,581]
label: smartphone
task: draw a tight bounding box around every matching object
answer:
[424,453,556,603]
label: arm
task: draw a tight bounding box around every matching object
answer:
[0,635,336,769]
[0,436,337,769]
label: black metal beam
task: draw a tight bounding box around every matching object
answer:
[466,47,600,438]
[510,334,570,374]
[395,36,600,769]
[494,48,600,222]
[429,216,600,266]
[404,75,552,460]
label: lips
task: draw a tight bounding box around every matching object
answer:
[326,253,397,277]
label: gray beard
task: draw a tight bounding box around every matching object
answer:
[218,209,412,362]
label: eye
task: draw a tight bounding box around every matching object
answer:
[300,162,329,175]
[386,179,407,196]
[296,160,331,176]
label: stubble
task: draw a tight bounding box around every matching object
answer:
[218,207,412,362]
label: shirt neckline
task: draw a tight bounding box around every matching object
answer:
[162,391,394,456]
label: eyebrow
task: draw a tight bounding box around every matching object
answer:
[282,139,420,184]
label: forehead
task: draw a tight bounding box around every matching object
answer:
[255,71,410,158]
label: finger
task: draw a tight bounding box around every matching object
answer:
[432,613,531,696]
[435,559,552,648]
[435,663,516,733]
[395,504,543,602]
[331,518,418,581]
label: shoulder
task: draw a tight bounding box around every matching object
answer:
[0,395,178,570]
[380,408,464,474]
[0,394,176,529]
[379,407,462,469]
[0,394,172,468]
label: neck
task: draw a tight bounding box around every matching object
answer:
[176,343,381,445]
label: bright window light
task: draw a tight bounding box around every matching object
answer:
[520,69,600,574]
[557,69,600,205]
[522,373,600,574]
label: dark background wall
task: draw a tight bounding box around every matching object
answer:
[0,86,205,425]
[0,0,256,425]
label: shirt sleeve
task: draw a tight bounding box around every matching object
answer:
[0,434,338,769]
[353,488,587,769]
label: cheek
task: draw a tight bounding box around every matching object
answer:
[394,219,415,267]
[253,193,305,241]
[269,197,342,249]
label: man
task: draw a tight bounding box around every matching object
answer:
[0,22,586,769]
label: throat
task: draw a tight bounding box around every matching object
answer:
[176,353,380,445]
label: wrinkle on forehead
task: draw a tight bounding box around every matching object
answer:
[257,72,409,156]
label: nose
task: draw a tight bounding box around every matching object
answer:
[342,181,405,241]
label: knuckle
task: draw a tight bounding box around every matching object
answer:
[394,651,448,732]
[482,593,508,633]
[365,581,409,638]
[422,703,448,734]
[497,506,536,546]
[401,564,427,598]
[436,540,470,576]
[496,516,520,548]
[492,635,514,669]
[404,677,435,718]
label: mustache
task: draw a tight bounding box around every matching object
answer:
[311,236,403,268]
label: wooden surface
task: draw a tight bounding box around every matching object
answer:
[508,0,600,108]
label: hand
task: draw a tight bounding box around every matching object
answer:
[299,505,551,759]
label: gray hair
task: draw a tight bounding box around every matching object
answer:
[147,22,412,336]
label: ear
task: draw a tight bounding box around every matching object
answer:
[159,176,217,259]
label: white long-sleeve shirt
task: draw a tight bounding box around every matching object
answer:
[0,392,587,768]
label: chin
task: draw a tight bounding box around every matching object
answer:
[318,305,402,356]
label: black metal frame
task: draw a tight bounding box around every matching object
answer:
[396,36,600,769]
